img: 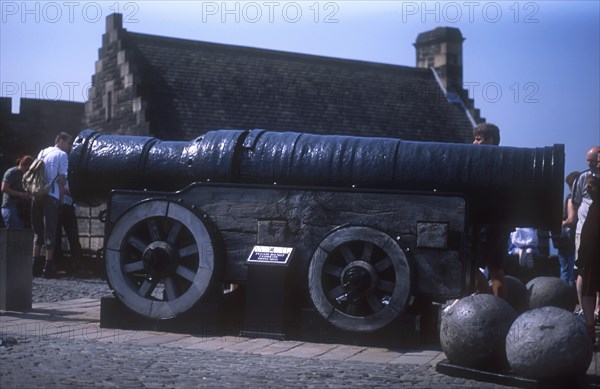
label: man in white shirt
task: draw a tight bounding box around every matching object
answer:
[31,132,72,278]
[571,146,600,318]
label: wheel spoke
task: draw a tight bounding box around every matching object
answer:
[138,279,158,297]
[179,244,198,258]
[378,280,395,293]
[166,222,183,245]
[375,256,393,272]
[175,264,197,282]
[163,277,179,301]
[361,242,374,261]
[326,285,347,301]
[127,236,148,253]
[123,260,145,274]
[323,263,343,278]
[340,244,356,263]
[367,293,384,313]
[146,218,161,241]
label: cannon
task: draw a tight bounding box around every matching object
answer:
[69,129,564,333]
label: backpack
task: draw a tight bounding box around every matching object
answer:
[22,158,50,200]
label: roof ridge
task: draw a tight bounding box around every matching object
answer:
[127,31,424,73]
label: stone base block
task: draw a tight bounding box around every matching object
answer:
[0,228,33,311]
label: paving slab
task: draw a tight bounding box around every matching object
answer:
[223,337,276,353]
[346,347,402,363]
[276,341,338,358]
[315,344,367,361]
[251,340,303,355]
[133,333,191,346]
[389,353,437,365]
[183,336,245,351]
[160,335,206,348]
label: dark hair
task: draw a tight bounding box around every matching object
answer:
[55,132,72,144]
[17,155,34,169]
[473,123,500,145]
[566,171,581,188]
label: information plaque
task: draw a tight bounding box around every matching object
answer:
[247,246,294,265]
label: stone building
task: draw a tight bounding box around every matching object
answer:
[84,13,481,143]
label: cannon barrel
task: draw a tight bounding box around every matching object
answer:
[69,129,564,230]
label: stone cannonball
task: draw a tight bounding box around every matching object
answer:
[506,306,593,379]
[526,276,576,311]
[489,275,528,314]
[440,294,518,370]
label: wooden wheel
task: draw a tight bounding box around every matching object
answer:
[105,199,220,319]
[308,226,411,332]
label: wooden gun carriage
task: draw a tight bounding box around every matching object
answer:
[69,129,564,334]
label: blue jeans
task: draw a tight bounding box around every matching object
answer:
[558,248,575,288]
[1,204,26,229]
[31,195,60,249]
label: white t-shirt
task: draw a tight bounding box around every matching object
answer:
[572,169,594,234]
[38,146,68,200]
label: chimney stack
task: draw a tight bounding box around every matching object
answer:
[414,27,464,94]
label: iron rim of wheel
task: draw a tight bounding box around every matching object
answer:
[308,226,411,332]
[105,199,218,319]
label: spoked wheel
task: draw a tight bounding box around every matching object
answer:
[308,226,411,332]
[105,199,220,319]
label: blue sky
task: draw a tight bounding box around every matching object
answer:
[1,0,599,186]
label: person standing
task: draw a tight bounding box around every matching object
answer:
[577,169,599,343]
[472,123,509,299]
[1,156,33,228]
[31,132,72,278]
[554,171,581,288]
[571,147,600,317]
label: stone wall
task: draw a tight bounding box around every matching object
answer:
[0,97,84,175]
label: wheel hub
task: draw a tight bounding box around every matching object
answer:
[341,260,378,299]
[142,241,178,278]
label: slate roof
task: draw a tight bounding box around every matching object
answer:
[118,26,475,143]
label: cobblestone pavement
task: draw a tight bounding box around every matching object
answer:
[0,334,510,389]
[1,277,598,388]
[32,276,112,302]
